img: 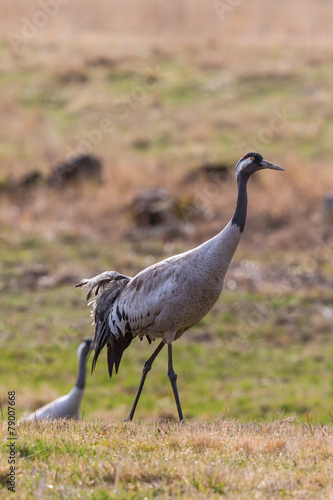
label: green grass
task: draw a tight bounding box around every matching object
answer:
[1,232,332,423]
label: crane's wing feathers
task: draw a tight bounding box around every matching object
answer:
[112,262,176,336]
[75,271,131,300]
[77,259,185,377]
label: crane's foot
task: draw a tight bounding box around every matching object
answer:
[121,416,133,422]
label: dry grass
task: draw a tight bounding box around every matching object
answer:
[1,418,333,498]
[0,32,332,255]
[2,0,333,45]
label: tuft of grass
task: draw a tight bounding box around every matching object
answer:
[1,418,333,498]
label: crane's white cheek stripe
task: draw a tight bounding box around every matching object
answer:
[235,157,253,175]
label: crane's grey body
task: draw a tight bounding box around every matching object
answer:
[20,338,92,421]
[112,221,240,344]
[77,152,284,421]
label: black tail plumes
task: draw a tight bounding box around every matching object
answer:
[75,271,132,377]
[107,331,133,377]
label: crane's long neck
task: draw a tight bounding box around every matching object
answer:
[76,351,87,390]
[198,171,251,283]
[231,171,250,233]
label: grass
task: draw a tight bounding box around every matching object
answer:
[0,231,332,424]
[1,418,333,498]
[1,1,333,496]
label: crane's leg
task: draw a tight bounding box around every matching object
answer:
[167,343,184,422]
[127,340,165,421]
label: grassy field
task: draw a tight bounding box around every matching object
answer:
[1,418,333,498]
[1,1,333,497]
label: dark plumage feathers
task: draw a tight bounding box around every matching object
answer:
[107,332,133,377]
[75,271,132,377]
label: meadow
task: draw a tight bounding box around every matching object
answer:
[1,419,333,498]
[0,0,333,497]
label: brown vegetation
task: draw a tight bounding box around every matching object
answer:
[0,1,333,258]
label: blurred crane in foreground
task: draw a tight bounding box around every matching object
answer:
[20,338,92,421]
[76,153,284,421]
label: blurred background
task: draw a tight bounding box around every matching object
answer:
[0,0,332,422]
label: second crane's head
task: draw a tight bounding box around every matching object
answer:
[77,338,93,360]
[235,152,284,179]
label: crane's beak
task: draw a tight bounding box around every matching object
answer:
[260,159,285,171]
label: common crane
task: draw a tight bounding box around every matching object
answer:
[20,338,92,421]
[76,153,284,421]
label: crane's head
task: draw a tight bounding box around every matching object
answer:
[77,338,93,360]
[235,152,284,178]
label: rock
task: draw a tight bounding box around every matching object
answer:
[48,154,102,187]
[132,188,175,227]
[18,171,43,189]
[0,171,43,195]
[184,161,231,184]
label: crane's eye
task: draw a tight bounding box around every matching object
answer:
[250,157,255,161]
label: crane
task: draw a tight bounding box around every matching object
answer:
[20,338,93,421]
[76,152,284,421]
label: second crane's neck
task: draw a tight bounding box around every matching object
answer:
[76,350,87,390]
